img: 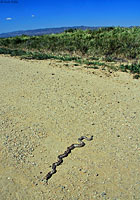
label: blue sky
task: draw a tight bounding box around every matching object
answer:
[0,0,140,33]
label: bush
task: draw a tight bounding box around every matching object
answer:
[1,27,140,60]
[133,74,140,79]
[119,63,140,74]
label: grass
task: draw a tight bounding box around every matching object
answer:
[119,63,140,78]
[1,27,140,59]
[0,47,80,61]
[0,27,140,78]
[119,63,140,74]
[0,47,140,78]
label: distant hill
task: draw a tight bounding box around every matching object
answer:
[0,26,102,38]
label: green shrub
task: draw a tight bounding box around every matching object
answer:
[10,49,27,56]
[104,56,114,62]
[133,74,140,79]
[119,63,140,74]
[1,27,140,58]
[0,48,10,54]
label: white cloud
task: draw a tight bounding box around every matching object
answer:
[6,17,12,21]
[32,15,35,18]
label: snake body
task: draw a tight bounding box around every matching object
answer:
[43,135,93,183]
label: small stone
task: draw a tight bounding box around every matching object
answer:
[32,162,36,166]
[96,173,99,176]
[101,192,106,197]
[61,186,65,190]
[117,135,120,137]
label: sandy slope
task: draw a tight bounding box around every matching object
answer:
[0,55,140,200]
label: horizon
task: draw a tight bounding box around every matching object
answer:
[0,25,134,35]
[0,0,140,34]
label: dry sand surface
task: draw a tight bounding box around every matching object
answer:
[0,55,140,200]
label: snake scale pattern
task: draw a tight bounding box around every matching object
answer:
[43,135,93,183]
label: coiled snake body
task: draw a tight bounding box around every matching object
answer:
[43,135,93,183]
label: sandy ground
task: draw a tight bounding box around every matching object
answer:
[0,55,140,200]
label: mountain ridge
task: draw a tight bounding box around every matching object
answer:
[0,26,103,38]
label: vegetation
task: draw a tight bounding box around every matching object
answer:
[0,27,140,78]
[1,27,140,58]
[119,63,140,74]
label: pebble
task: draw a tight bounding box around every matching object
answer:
[101,192,107,197]
[117,135,120,137]
[59,185,66,191]
[1,121,46,166]
[96,173,99,176]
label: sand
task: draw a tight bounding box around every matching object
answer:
[0,54,140,200]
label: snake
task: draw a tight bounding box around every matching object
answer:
[43,135,93,183]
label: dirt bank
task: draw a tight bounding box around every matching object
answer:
[0,55,140,200]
